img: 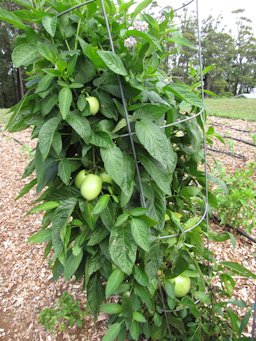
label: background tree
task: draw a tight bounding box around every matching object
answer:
[231,9,256,94]
[166,8,256,96]
[0,0,23,107]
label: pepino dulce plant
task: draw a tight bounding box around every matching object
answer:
[2,0,255,340]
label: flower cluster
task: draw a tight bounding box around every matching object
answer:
[124,20,149,48]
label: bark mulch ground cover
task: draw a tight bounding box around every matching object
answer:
[0,116,255,340]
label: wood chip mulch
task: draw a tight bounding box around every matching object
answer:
[0,116,255,340]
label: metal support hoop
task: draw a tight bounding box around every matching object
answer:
[159,203,208,240]
[119,108,204,138]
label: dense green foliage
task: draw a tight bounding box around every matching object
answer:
[2,0,255,340]
[39,292,85,332]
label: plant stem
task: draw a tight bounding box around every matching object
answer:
[74,19,81,50]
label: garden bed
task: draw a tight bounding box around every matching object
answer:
[0,116,255,340]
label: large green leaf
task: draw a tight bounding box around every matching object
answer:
[131,217,150,252]
[37,42,55,62]
[59,87,72,119]
[134,266,149,287]
[52,131,62,155]
[35,74,55,94]
[100,303,122,314]
[221,262,256,279]
[92,195,111,215]
[145,242,163,279]
[133,104,169,121]
[87,225,109,246]
[11,0,33,8]
[28,228,52,244]
[0,8,27,29]
[96,90,117,120]
[102,323,122,341]
[147,182,166,230]
[58,158,72,185]
[134,285,154,312]
[97,50,127,76]
[121,152,135,199]
[100,146,125,191]
[66,112,91,143]
[131,0,152,19]
[109,225,137,275]
[105,268,124,298]
[87,274,104,318]
[168,35,195,49]
[12,43,38,67]
[78,38,106,68]
[90,130,114,148]
[42,15,57,37]
[52,198,77,256]
[64,250,83,280]
[41,94,58,116]
[135,119,170,168]
[74,58,96,84]
[29,201,60,214]
[16,178,37,200]
[166,83,202,108]
[138,152,172,195]
[38,117,61,159]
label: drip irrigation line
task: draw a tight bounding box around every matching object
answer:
[207,147,247,160]
[223,135,256,147]
[2,132,23,146]
[174,0,195,12]
[211,215,256,244]
[211,122,255,134]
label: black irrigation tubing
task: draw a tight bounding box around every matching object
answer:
[211,122,255,134]
[207,147,248,160]
[223,135,256,147]
[212,215,256,244]
[2,132,23,146]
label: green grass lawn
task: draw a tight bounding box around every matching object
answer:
[0,109,12,125]
[205,98,256,121]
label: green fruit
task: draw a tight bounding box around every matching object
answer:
[100,171,112,184]
[86,96,100,115]
[169,274,191,298]
[75,169,87,189]
[80,174,102,201]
